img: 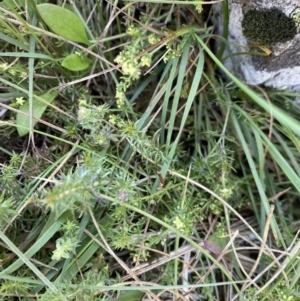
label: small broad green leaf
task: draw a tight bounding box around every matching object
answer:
[204,232,229,256]
[16,91,59,137]
[37,4,90,45]
[61,54,91,71]
[106,291,144,301]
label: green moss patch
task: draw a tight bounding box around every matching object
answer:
[242,8,297,46]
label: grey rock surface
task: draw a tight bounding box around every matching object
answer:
[215,0,300,92]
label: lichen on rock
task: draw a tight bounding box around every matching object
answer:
[290,7,300,32]
[241,7,297,46]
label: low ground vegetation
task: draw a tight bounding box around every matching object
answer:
[0,1,300,300]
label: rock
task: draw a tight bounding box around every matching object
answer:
[215,1,300,92]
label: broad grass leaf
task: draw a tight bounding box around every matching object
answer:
[2,0,35,15]
[3,0,23,9]
[16,91,59,137]
[61,53,91,71]
[37,4,90,45]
